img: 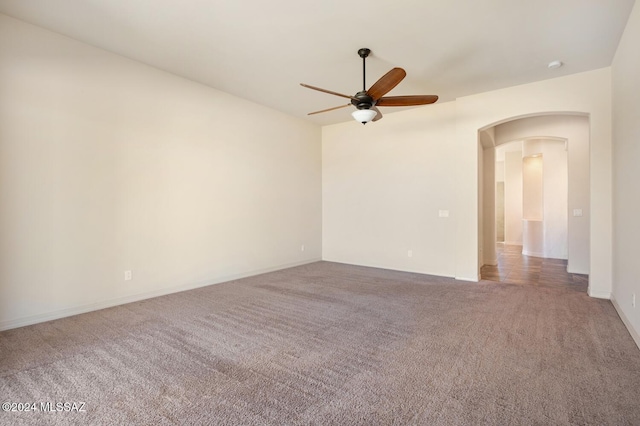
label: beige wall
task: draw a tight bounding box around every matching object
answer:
[481,146,496,266]
[504,151,524,245]
[322,102,458,277]
[0,15,322,329]
[612,1,640,346]
[539,141,569,260]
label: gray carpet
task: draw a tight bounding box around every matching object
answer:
[1,261,639,425]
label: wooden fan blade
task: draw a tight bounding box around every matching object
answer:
[366,68,406,100]
[307,104,351,115]
[376,95,439,107]
[300,83,357,101]
[372,106,383,122]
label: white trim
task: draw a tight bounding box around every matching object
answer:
[588,288,611,299]
[321,259,457,280]
[611,296,640,351]
[457,274,481,283]
[0,258,321,332]
[521,250,545,258]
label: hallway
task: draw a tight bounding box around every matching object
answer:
[481,243,589,288]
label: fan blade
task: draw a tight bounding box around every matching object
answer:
[300,83,358,101]
[372,106,383,122]
[366,68,406,100]
[307,104,351,115]
[376,95,439,107]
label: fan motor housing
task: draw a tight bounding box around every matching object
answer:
[352,91,374,109]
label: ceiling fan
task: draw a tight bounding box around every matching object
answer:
[301,48,438,124]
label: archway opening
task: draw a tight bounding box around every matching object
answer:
[478,113,590,284]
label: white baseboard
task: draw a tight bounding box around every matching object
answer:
[588,288,612,299]
[322,259,456,280]
[522,250,544,258]
[0,258,321,332]
[611,296,640,351]
[457,274,481,283]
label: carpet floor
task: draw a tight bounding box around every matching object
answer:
[1,261,640,425]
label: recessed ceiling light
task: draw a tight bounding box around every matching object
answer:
[548,60,563,69]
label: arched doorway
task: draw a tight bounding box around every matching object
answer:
[478,113,590,280]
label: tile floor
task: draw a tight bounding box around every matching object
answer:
[480,243,589,288]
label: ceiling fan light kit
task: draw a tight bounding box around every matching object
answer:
[352,109,377,124]
[301,48,438,124]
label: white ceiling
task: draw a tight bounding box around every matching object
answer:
[0,0,634,126]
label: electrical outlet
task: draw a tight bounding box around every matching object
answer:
[633,293,636,308]
[408,250,413,258]
[124,270,132,281]
[301,245,305,252]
